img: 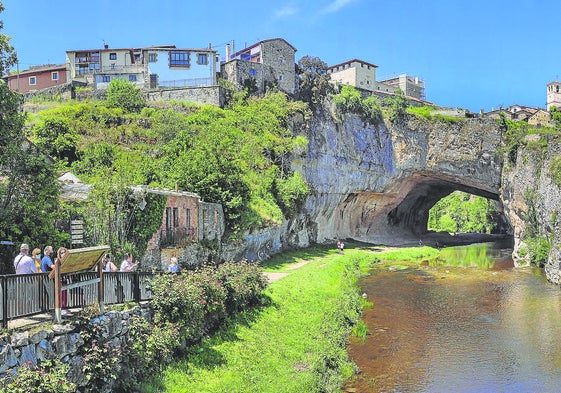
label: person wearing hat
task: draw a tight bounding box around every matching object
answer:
[13,243,37,274]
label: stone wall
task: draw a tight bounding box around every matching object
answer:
[145,85,222,106]
[0,305,152,392]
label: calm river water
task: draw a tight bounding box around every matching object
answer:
[345,241,561,393]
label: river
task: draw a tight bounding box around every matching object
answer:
[345,241,561,393]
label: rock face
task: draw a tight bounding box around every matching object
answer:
[293,106,504,245]
[233,105,561,285]
[500,133,561,281]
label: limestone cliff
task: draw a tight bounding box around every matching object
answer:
[292,105,503,246]
[500,133,561,282]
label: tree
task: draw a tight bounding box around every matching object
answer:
[32,116,79,163]
[296,55,334,106]
[0,2,17,76]
[550,106,561,129]
[386,89,408,123]
[105,78,146,113]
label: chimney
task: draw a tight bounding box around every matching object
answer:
[104,44,109,50]
[175,183,179,192]
[226,43,231,61]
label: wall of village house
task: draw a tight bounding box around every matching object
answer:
[221,60,278,95]
[145,85,222,106]
[198,202,225,242]
[260,40,296,95]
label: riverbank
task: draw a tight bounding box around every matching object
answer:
[142,242,438,393]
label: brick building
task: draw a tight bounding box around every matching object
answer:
[3,64,67,94]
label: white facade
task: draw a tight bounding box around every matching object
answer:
[547,81,561,111]
[327,59,378,91]
[142,47,217,89]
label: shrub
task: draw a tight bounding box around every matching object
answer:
[217,260,268,313]
[105,79,145,113]
[332,85,383,125]
[550,155,561,187]
[0,360,76,393]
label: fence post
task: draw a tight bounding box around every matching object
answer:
[133,272,140,302]
[1,276,7,329]
[98,259,104,315]
[53,262,61,323]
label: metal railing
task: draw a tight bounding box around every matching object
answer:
[0,271,156,328]
[160,227,196,248]
[157,77,213,88]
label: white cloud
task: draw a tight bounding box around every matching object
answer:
[321,0,355,14]
[275,5,299,18]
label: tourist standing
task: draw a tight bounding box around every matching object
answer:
[41,245,55,272]
[31,248,42,271]
[120,253,137,272]
[168,257,180,273]
[102,254,118,272]
[13,243,37,274]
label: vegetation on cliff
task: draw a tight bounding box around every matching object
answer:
[428,191,502,234]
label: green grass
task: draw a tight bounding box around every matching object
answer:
[142,242,437,393]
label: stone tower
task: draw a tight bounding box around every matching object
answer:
[546,81,561,111]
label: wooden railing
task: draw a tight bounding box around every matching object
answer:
[0,271,156,328]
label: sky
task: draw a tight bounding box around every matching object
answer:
[2,0,561,112]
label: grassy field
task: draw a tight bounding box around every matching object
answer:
[143,242,437,393]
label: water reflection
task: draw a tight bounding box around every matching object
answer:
[345,242,561,393]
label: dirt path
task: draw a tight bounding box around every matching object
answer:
[265,259,315,283]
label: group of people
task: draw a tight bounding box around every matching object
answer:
[13,243,55,274]
[100,252,139,272]
[14,242,183,275]
[337,240,345,254]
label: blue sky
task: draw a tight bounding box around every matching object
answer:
[2,0,560,112]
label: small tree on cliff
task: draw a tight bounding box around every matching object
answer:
[296,55,334,107]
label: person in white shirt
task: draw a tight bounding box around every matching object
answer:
[120,253,138,272]
[13,243,37,274]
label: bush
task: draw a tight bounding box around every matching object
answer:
[0,360,76,393]
[332,85,383,125]
[217,260,268,313]
[105,79,145,113]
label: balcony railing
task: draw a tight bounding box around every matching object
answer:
[157,77,213,88]
[160,227,196,248]
[0,271,156,328]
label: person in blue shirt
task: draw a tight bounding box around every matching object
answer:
[168,257,180,273]
[40,245,54,272]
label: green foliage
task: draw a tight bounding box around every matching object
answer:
[0,360,76,393]
[0,83,67,273]
[217,260,269,313]
[550,106,561,128]
[428,191,501,234]
[32,116,78,163]
[105,78,146,113]
[0,3,17,76]
[385,89,408,123]
[297,55,335,107]
[274,170,310,217]
[120,317,181,392]
[550,155,561,187]
[332,85,383,125]
[406,105,463,123]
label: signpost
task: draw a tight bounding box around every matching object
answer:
[50,245,109,322]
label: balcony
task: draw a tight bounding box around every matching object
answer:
[160,227,196,248]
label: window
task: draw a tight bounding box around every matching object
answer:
[170,51,190,67]
[185,208,191,228]
[51,71,59,80]
[109,52,117,60]
[110,63,116,70]
[29,76,36,85]
[148,53,157,62]
[173,207,179,228]
[129,75,137,82]
[102,75,111,83]
[197,53,208,65]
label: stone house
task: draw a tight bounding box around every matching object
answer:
[327,59,393,93]
[221,38,297,95]
[3,64,68,94]
[379,73,426,100]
